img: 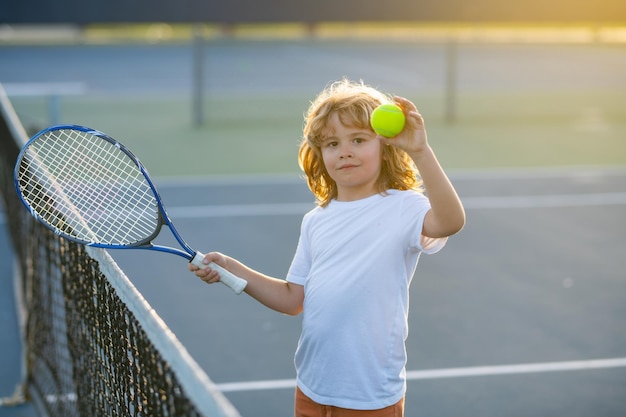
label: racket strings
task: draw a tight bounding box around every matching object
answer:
[18,129,160,245]
[61,131,157,241]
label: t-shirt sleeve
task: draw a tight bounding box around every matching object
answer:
[420,234,448,254]
[406,191,448,254]
[286,212,313,285]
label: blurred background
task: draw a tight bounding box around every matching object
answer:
[1,1,625,416]
[1,0,625,176]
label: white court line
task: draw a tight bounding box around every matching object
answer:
[169,202,315,218]
[215,357,626,393]
[166,192,626,219]
[153,166,626,186]
[461,192,626,209]
[2,192,624,224]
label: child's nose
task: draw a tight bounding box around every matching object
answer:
[339,143,353,158]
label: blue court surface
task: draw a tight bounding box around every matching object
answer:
[2,166,625,417]
[108,168,626,416]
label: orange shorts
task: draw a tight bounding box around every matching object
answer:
[294,386,404,417]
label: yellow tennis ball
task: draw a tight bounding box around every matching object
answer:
[370,104,406,137]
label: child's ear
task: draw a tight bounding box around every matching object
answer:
[381,144,391,160]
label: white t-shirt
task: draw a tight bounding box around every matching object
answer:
[287,189,447,410]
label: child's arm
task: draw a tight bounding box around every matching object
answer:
[384,96,466,238]
[412,145,465,238]
[189,252,304,315]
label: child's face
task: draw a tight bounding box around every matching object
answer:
[320,112,383,202]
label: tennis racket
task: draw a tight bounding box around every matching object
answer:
[14,124,247,294]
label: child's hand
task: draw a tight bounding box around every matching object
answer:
[378,96,428,156]
[188,252,225,284]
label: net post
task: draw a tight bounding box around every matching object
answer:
[192,24,205,127]
[444,36,458,125]
[48,94,61,125]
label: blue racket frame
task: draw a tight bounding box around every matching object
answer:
[14,124,247,294]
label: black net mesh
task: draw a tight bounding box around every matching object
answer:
[0,87,237,417]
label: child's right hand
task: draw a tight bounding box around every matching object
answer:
[188,251,226,285]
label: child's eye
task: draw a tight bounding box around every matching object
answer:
[353,137,365,144]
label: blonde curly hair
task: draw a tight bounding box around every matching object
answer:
[298,79,422,207]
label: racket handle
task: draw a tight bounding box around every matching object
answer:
[191,252,248,295]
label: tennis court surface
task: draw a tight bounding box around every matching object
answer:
[9,167,619,416]
[112,168,626,417]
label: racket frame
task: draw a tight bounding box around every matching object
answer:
[14,124,247,294]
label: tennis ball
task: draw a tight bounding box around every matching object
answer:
[370,104,405,137]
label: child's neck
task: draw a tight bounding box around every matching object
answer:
[336,187,379,202]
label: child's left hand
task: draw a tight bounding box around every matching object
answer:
[378,96,429,156]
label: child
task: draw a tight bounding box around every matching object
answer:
[190,79,465,416]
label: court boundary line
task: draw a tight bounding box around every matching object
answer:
[2,167,625,224]
[2,192,624,225]
[153,165,626,187]
[215,357,626,393]
[165,192,626,219]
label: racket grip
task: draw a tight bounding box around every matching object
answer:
[191,252,248,295]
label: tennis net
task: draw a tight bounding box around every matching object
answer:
[0,83,241,417]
